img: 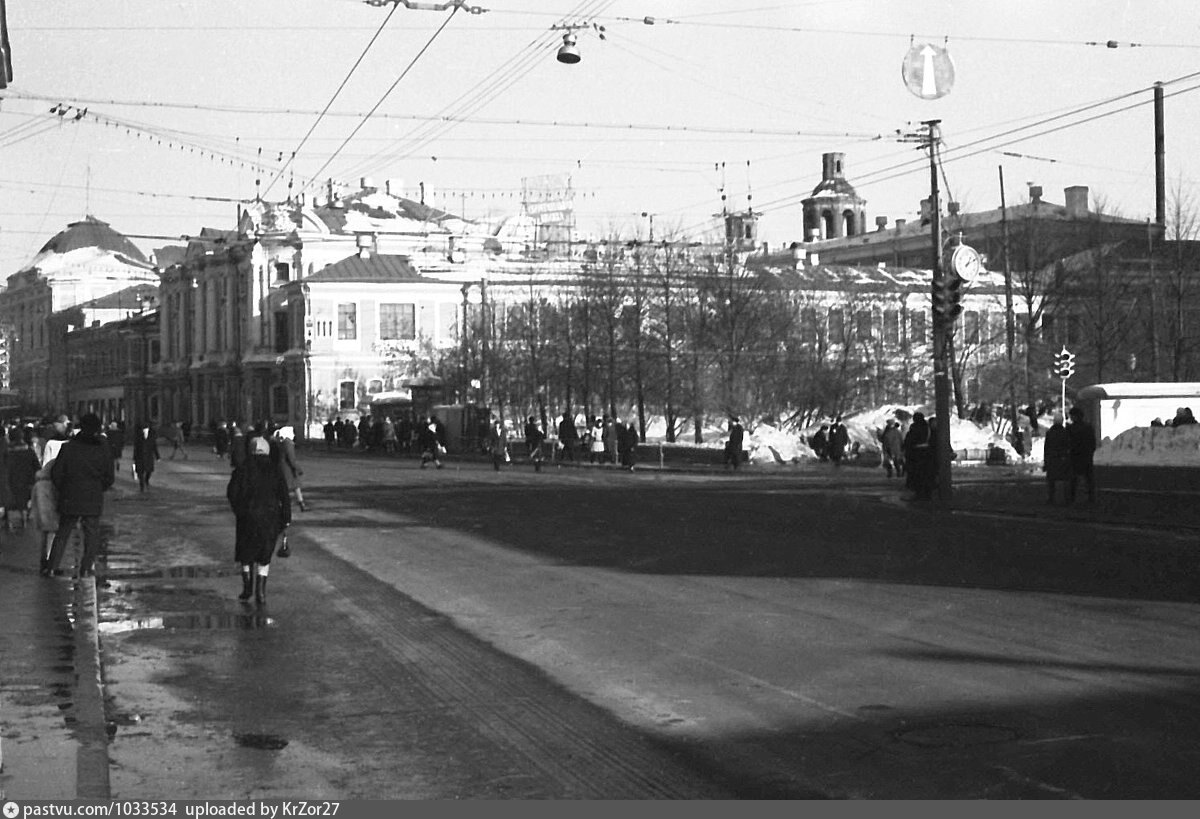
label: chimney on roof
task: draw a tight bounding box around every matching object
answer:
[356,233,375,260]
[875,216,888,231]
[385,178,404,198]
[895,218,906,230]
[947,201,960,216]
[360,176,375,191]
[1065,185,1090,218]
[1029,184,1043,204]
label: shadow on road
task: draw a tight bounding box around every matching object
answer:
[311,482,1200,604]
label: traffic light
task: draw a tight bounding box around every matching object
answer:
[933,270,963,322]
[1053,346,1076,379]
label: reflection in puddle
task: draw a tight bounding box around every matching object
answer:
[234,732,289,751]
[99,613,275,633]
[104,565,233,581]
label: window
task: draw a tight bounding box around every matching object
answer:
[907,309,927,346]
[339,380,357,410]
[800,307,818,343]
[828,307,845,343]
[274,262,291,283]
[854,309,873,340]
[367,379,383,395]
[379,303,416,340]
[337,303,357,340]
[883,310,900,346]
[274,311,290,353]
[271,384,288,416]
[964,310,980,345]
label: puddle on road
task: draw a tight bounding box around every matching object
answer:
[234,732,289,751]
[99,613,276,634]
[103,565,234,581]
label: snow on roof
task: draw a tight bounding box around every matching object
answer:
[33,215,148,264]
[1078,382,1200,400]
[308,253,424,283]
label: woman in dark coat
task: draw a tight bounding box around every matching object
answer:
[1043,412,1071,505]
[5,427,40,529]
[902,412,934,501]
[227,436,292,604]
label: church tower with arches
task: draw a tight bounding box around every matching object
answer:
[802,152,867,241]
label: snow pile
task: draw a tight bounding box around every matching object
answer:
[1095,423,1200,466]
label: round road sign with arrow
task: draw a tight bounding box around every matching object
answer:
[902,42,955,100]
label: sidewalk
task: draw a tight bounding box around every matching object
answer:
[0,520,109,801]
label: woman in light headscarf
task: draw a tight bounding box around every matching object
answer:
[226,436,291,605]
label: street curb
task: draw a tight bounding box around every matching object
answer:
[72,576,110,798]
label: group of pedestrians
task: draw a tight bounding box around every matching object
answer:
[1042,406,1098,505]
[0,414,118,580]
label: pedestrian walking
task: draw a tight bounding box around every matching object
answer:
[32,417,70,573]
[4,427,39,530]
[619,417,640,471]
[556,413,578,462]
[486,414,508,471]
[880,419,905,478]
[106,421,125,470]
[131,422,160,492]
[381,416,398,456]
[417,415,445,469]
[227,436,292,605]
[602,415,618,465]
[828,417,850,466]
[724,416,745,470]
[524,415,545,471]
[902,412,934,501]
[809,424,830,461]
[229,422,249,470]
[1067,406,1097,504]
[164,421,188,459]
[274,425,307,511]
[212,421,230,459]
[43,413,115,579]
[1043,412,1071,505]
[587,418,604,463]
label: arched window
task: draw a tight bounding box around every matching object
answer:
[842,210,857,237]
[821,210,835,239]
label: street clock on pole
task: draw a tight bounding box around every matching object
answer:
[949,243,983,283]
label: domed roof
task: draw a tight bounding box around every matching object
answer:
[37,215,148,263]
[810,177,861,199]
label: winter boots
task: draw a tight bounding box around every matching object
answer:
[239,567,254,601]
[254,574,268,605]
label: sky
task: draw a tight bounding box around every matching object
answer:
[1,0,1198,273]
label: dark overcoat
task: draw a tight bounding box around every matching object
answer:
[50,433,116,517]
[1043,424,1072,481]
[132,427,160,477]
[227,453,292,565]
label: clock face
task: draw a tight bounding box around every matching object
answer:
[952,245,982,280]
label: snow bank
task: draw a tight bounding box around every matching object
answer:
[1095,423,1200,466]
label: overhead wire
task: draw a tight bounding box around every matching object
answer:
[672,75,1200,237]
[341,0,615,181]
[304,3,463,189]
[261,0,404,198]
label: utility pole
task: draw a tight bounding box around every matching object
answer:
[999,166,1019,455]
[925,119,954,505]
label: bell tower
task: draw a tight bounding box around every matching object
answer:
[802,152,867,241]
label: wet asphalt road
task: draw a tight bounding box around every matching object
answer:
[72,448,1200,798]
